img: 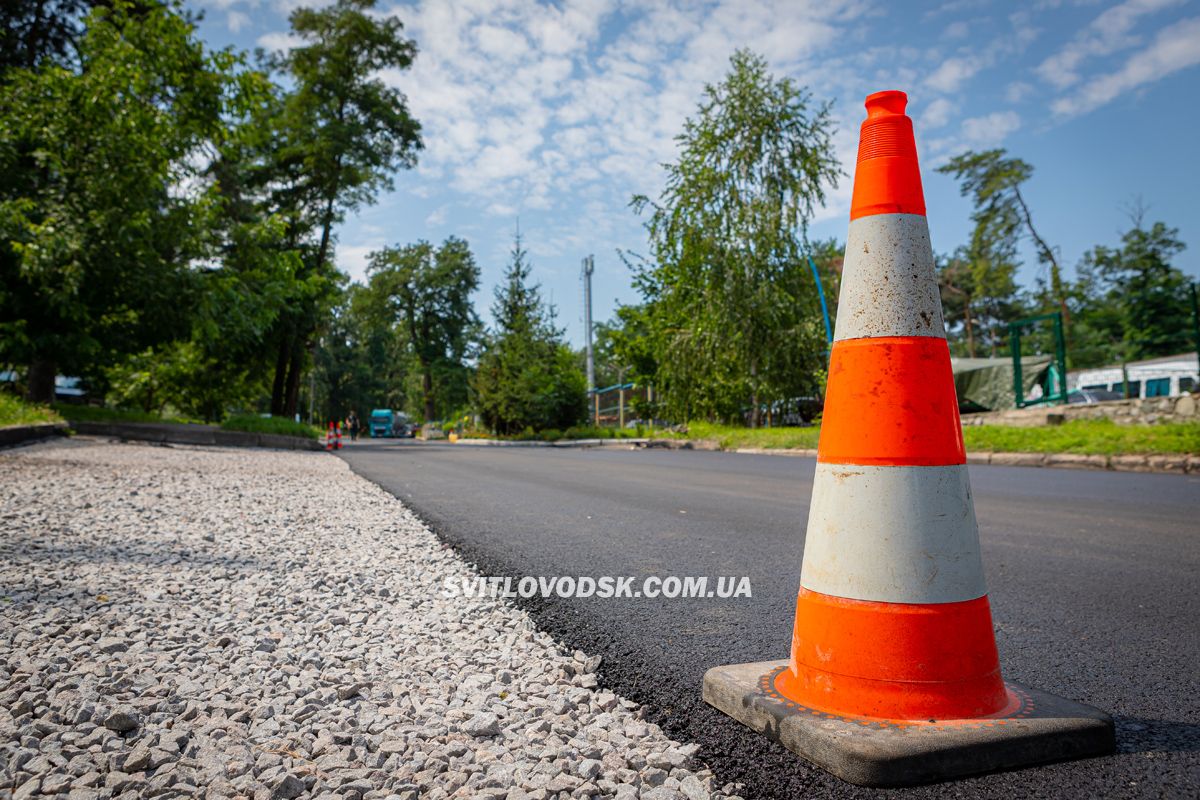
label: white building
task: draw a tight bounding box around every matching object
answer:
[1068,351,1198,398]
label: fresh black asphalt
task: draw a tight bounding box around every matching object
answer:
[339,440,1200,799]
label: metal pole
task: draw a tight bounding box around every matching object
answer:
[618,370,626,429]
[806,254,834,350]
[1009,323,1024,408]
[1190,282,1200,382]
[1053,311,1067,404]
[583,255,596,425]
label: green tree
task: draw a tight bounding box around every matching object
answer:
[631,49,840,425]
[0,2,236,401]
[1079,213,1191,362]
[0,0,90,71]
[312,283,409,423]
[475,235,586,435]
[366,237,480,422]
[266,0,422,417]
[937,244,1022,358]
[937,149,1063,332]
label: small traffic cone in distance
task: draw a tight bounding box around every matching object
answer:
[336,422,343,450]
[702,90,1114,787]
[326,422,335,452]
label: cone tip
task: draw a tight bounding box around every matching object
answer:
[864,90,907,118]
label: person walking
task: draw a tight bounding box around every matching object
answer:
[347,411,360,442]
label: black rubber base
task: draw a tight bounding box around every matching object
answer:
[703,660,1116,787]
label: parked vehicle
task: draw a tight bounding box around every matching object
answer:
[1067,388,1125,404]
[369,409,413,438]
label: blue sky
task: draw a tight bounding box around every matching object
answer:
[191,0,1200,346]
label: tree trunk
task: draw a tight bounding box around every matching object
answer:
[964,305,977,358]
[283,341,304,419]
[26,358,56,404]
[422,365,435,422]
[748,360,760,428]
[271,336,290,416]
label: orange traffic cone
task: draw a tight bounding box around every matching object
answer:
[703,91,1114,786]
[325,422,335,452]
[336,422,343,450]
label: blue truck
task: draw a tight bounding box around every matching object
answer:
[369,409,412,438]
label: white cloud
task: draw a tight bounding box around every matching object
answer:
[380,0,870,248]
[926,55,984,93]
[943,20,969,39]
[919,97,955,129]
[1037,0,1185,89]
[1006,81,1034,103]
[227,10,250,33]
[960,110,1021,146]
[425,206,448,226]
[1051,15,1200,117]
[256,31,304,52]
[337,244,381,283]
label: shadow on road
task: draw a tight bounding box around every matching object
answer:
[1115,716,1200,754]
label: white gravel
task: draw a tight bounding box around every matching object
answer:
[0,439,740,800]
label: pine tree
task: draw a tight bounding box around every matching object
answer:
[474,234,586,435]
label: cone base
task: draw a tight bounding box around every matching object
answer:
[702,660,1115,787]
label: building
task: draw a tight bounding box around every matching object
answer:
[1068,352,1198,399]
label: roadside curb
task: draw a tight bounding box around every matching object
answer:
[728,445,1194,474]
[68,420,322,451]
[450,437,651,448]
[0,422,68,450]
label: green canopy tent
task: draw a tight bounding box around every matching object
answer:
[951,356,1053,413]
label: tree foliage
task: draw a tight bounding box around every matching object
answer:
[366,237,480,422]
[475,235,586,435]
[0,1,236,401]
[631,49,840,424]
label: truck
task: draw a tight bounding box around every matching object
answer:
[368,409,413,438]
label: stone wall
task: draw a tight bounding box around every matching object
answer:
[960,394,1199,427]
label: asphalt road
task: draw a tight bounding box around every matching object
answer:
[339,439,1200,799]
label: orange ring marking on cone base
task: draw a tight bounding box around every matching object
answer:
[778,588,1008,720]
[850,90,925,220]
[818,336,965,466]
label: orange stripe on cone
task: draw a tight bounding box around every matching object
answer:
[778,588,1009,720]
[818,337,965,466]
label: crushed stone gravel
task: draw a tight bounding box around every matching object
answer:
[0,438,742,800]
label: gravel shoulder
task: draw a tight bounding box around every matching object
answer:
[0,438,729,800]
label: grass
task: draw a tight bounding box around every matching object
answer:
[0,393,64,427]
[685,421,820,450]
[219,414,322,440]
[683,418,1199,456]
[961,419,1200,455]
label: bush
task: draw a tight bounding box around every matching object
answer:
[0,393,63,426]
[220,414,321,440]
[539,428,561,442]
[54,404,195,424]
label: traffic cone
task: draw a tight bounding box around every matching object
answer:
[702,91,1114,786]
[325,422,335,452]
[336,422,343,450]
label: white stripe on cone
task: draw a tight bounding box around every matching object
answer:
[800,463,987,605]
[834,213,945,342]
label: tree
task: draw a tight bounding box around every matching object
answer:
[0,0,90,72]
[474,234,586,435]
[0,2,235,401]
[631,49,840,425]
[1078,213,1191,362]
[937,149,1065,326]
[366,237,480,422]
[266,0,422,417]
[937,244,1022,358]
[312,283,410,423]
